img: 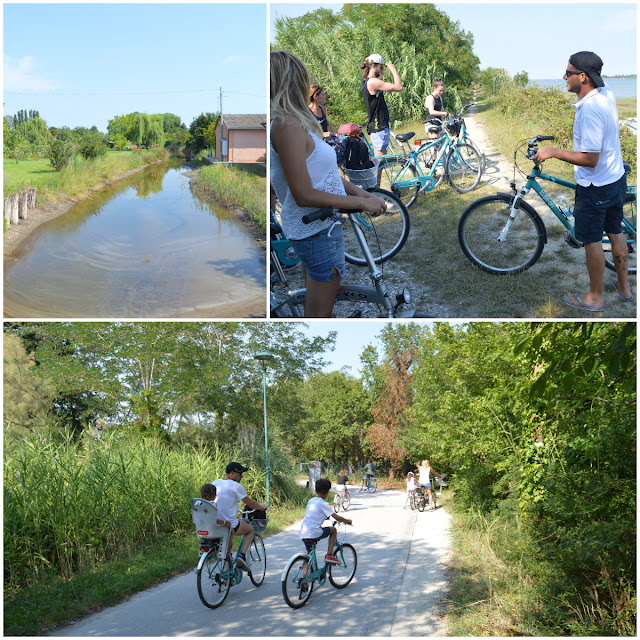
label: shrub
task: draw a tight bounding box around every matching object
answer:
[47,138,75,171]
[78,132,107,161]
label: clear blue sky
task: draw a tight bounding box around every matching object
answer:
[297,320,436,375]
[4,3,267,132]
[270,3,637,78]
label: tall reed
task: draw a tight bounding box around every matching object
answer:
[4,431,296,593]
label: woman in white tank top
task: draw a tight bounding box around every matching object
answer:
[270,51,386,317]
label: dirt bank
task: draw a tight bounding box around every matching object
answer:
[3,159,167,260]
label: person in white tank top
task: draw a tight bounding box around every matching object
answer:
[416,459,443,511]
[270,51,387,317]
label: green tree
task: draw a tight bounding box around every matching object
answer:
[187,113,218,155]
[47,138,75,171]
[3,334,55,442]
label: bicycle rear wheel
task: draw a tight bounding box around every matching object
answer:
[447,143,482,193]
[343,493,351,510]
[333,493,341,513]
[418,495,426,512]
[604,194,637,275]
[416,142,446,190]
[328,543,357,588]
[248,534,266,586]
[197,552,232,609]
[370,479,377,493]
[378,156,419,208]
[282,555,313,609]
[458,195,546,274]
[343,188,410,266]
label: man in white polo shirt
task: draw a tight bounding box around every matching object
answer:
[535,51,631,312]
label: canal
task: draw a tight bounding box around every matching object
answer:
[3,163,266,318]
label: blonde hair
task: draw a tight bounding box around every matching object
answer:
[271,51,323,138]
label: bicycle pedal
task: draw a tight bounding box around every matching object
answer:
[564,230,583,248]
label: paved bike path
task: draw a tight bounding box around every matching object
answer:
[51,489,451,637]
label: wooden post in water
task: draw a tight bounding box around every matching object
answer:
[18,191,29,220]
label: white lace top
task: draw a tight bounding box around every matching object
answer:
[270,125,346,240]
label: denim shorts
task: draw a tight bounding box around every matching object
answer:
[302,527,331,552]
[370,128,390,152]
[574,174,626,243]
[289,223,345,281]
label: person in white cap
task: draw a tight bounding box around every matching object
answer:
[360,54,403,158]
[534,51,631,312]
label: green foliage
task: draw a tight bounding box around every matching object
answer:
[272,4,478,126]
[187,112,218,155]
[111,133,128,150]
[78,131,107,161]
[191,164,267,229]
[47,138,76,171]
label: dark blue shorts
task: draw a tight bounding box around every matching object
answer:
[302,527,332,552]
[289,223,345,281]
[574,174,626,244]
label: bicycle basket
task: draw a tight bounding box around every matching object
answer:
[344,159,378,189]
[445,119,461,136]
[249,518,269,532]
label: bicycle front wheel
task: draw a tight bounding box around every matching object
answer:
[378,156,419,208]
[343,188,410,266]
[447,143,482,193]
[248,534,266,586]
[458,195,546,274]
[197,553,232,609]
[282,555,313,609]
[328,543,357,589]
[604,195,637,275]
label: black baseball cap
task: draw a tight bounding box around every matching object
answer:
[226,462,249,474]
[569,51,605,88]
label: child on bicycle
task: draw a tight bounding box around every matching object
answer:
[301,478,352,565]
[404,471,416,508]
[336,468,351,497]
[196,484,232,528]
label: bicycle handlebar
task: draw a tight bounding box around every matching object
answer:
[301,206,362,224]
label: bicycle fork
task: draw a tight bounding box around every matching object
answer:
[497,187,529,241]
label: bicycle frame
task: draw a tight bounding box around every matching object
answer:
[392,132,454,192]
[507,166,636,250]
[270,212,413,318]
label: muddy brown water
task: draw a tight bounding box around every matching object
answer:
[4,163,266,318]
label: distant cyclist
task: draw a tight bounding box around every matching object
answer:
[416,459,443,511]
[363,458,376,480]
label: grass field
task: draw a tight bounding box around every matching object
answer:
[3,148,168,204]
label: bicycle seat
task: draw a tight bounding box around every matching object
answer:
[395,132,415,143]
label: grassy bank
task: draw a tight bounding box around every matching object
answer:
[475,86,637,184]
[191,164,267,230]
[3,147,169,203]
[4,433,307,635]
[446,501,636,636]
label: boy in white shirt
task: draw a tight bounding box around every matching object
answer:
[301,478,352,565]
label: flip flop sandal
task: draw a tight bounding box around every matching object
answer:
[563,293,605,312]
[612,280,633,302]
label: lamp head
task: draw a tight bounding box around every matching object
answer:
[254,351,275,362]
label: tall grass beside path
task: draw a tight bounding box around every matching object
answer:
[4,433,306,596]
[191,164,267,230]
[3,147,168,202]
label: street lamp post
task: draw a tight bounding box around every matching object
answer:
[254,351,275,507]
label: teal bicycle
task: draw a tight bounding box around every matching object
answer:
[358,473,377,492]
[281,522,357,608]
[192,500,267,609]
[458,134,636,275]
[378,120,483,208]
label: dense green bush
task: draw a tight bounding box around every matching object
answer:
[78,132,108,161]
[47,138,75,171]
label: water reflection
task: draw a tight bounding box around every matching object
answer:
[4,163,266,318]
